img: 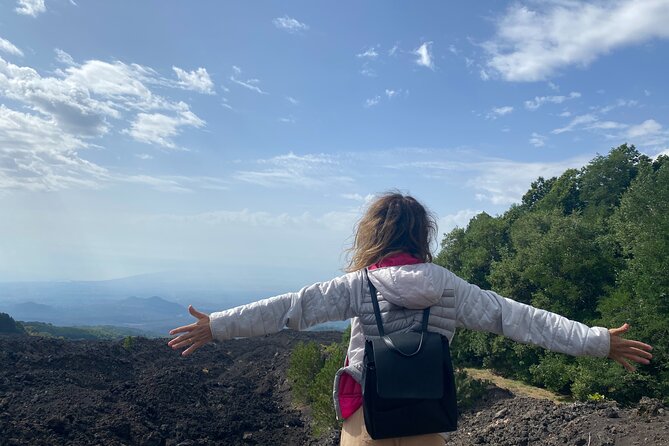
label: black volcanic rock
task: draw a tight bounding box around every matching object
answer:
[0,330,342,446]
[1,331,667,446]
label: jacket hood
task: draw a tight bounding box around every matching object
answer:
[367,263,444,310]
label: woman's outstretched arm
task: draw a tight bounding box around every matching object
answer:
[168,272,359,356]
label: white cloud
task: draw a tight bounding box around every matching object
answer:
[365,96,381,108]
[341,193,375,203]
[357,46,379,59]
[469,157,589,205]
[388,45,399,56]
[385,89,398,99]
[413,42,434,69]
[172,66,214,94]
[524,92,581,110]
[229,66,268,95]
[484,1,669,81]
[626,119,662,138]
[234,152,353,189]
[360,64,377,77]
[54,48,75,66]
[438,209,480,233]
[595,98,638,114]
[552,114,598,134]
[0,53,210,190]
[0,37,23,57]
[15,0,45,16]
[388,149,590,205]
[0,105,107,191]
[529,132,546,147]
[124,109,205,149]
[586,120,627,131]
[286,96,299,105]
[489,106,514,118]
[279,115,296,124]
[154,207,358,233]
[122,174,191,193]
[272,15,309,33]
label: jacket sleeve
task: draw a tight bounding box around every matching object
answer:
[449,270,610,358]
[208,272,358,341]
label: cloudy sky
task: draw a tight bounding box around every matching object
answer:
[1,0,668,286]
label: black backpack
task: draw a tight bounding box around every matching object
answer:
[362,269,458,439]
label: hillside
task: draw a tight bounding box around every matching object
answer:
[1,331,667,446]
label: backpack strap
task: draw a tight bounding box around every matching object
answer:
[365,268,431,357]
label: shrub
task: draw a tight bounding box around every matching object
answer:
[122,336,135,351]
[0,313,26,334]
[530,353,576,394]
[308,342,347,435]
[455,369,491,410]
[287,341,324,404]
[287,331,349,436]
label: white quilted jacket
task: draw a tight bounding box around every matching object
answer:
[209,263,610,419]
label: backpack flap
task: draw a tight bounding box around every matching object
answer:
[371,330,444,399]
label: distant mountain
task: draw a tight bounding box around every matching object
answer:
[5,296,192,336]
[0,268,315,308]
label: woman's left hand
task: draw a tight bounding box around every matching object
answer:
[168,305,213,356]
[608,323,653,372]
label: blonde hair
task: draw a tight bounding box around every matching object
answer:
[346,192,437,272]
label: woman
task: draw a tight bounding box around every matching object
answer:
[168,192,653,445]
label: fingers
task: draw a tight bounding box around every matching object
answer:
[626,346,653,359]
[168,328,204,347]
[620,350,652,365]
[169,322,198,336]
[621,339,653,352]
[169,331,208,350]
[609,323,630,336]
[189,305,209,320]
[182,339,207,357]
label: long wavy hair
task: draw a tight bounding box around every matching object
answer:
[346,192,437,272]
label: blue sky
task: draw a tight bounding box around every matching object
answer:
[1,0,668,287]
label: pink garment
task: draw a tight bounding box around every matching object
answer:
[338,253,422,419]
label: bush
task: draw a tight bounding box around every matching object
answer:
[530,353,576,394]
[122,336,135,351]
[308,342,347,435]
[0,313,25,334]
[571,357,659,404]
[455,369,490,410]
[287,331,350,436]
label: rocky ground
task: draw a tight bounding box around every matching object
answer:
[0,331,341,446]
[1,331,667,446]
[445,388,668,446]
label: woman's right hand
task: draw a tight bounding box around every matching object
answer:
[167,305,213,356]
[608,323,653,372]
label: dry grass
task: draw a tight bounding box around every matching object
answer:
[463,368,573,403]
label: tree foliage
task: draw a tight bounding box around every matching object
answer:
[0,313,26,334]
[436,144,667,404]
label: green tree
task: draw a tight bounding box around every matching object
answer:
[0,313,26,334]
